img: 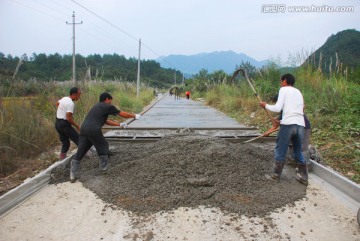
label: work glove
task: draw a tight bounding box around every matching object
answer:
[119,122,128,128]
[135,114,141,120]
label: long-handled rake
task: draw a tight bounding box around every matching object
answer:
[231,68,279,143]
[231,68,277,126]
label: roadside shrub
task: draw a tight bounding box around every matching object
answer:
[0,80,154,177]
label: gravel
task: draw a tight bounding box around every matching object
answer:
[51,134,306,217]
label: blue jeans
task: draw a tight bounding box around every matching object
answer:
[275,124,305,164]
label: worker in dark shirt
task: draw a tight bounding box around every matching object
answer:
[70,92,141,183]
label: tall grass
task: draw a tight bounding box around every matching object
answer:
[194,63,360,183]
[0,80,154,177]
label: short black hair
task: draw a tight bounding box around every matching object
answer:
[99,92,113,102]
[281,73,295,86]
[69,87,80,95]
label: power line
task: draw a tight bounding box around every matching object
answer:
[6,0,77,56]
[48,0,74,13]
[71,0,138,42]
[7,0,183,74]
[70,0,182,72]
[75,12,136,54]
[8,0,64,22]
[8,0,134,58]
[31,0,67,17]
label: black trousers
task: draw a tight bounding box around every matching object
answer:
[55,118,79,153]
[74,131,108,161]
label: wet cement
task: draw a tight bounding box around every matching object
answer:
[51,134,306,217]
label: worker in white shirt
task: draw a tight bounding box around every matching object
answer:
[55,87,81,160]
[259,73,308,186]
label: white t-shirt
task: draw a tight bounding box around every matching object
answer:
[56,97,75,120]
[265,86,305,127]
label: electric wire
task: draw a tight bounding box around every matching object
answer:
[74,11,136,55]
[6,0,183,74]
[48,0,74,13]
[31,0,68,18]
[71,0,182,72]
[8,0,64,22]
[71,0,138,42]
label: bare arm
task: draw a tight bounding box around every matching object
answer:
[105,119,122,126]
[265,89,285,113]
[106,111,135,124]
[66,112,80,130]
[118,111,136,119]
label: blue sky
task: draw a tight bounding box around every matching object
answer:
[0,0,359,66]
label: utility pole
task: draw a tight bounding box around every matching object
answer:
[66,11,82,83]
[136,39,141,98]
[174,71,177,85]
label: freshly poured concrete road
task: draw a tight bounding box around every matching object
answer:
[129,94,246,128]
[1,94,359,241]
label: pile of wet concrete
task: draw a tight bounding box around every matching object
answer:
[51,134,306,217]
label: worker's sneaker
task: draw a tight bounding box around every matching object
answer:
[70,159,80,183]
[60,152,67,160]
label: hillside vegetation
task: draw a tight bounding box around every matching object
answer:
[306,29,360,77]
[0,52,180,89]
[185,60,360,183]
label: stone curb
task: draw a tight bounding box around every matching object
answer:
[309,159,360,203]
[0,156,71,217]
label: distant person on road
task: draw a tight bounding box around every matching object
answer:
[185,91,191,99]
[169,86,180,100]
[259,73,308,186]
[70,92,141,183]
[174,87,180,100]
[55,87,81,160]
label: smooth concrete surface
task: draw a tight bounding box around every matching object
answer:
[128,94,246,128]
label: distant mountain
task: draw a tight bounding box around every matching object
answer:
[305,29,360,71]
[156,51,268,75]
